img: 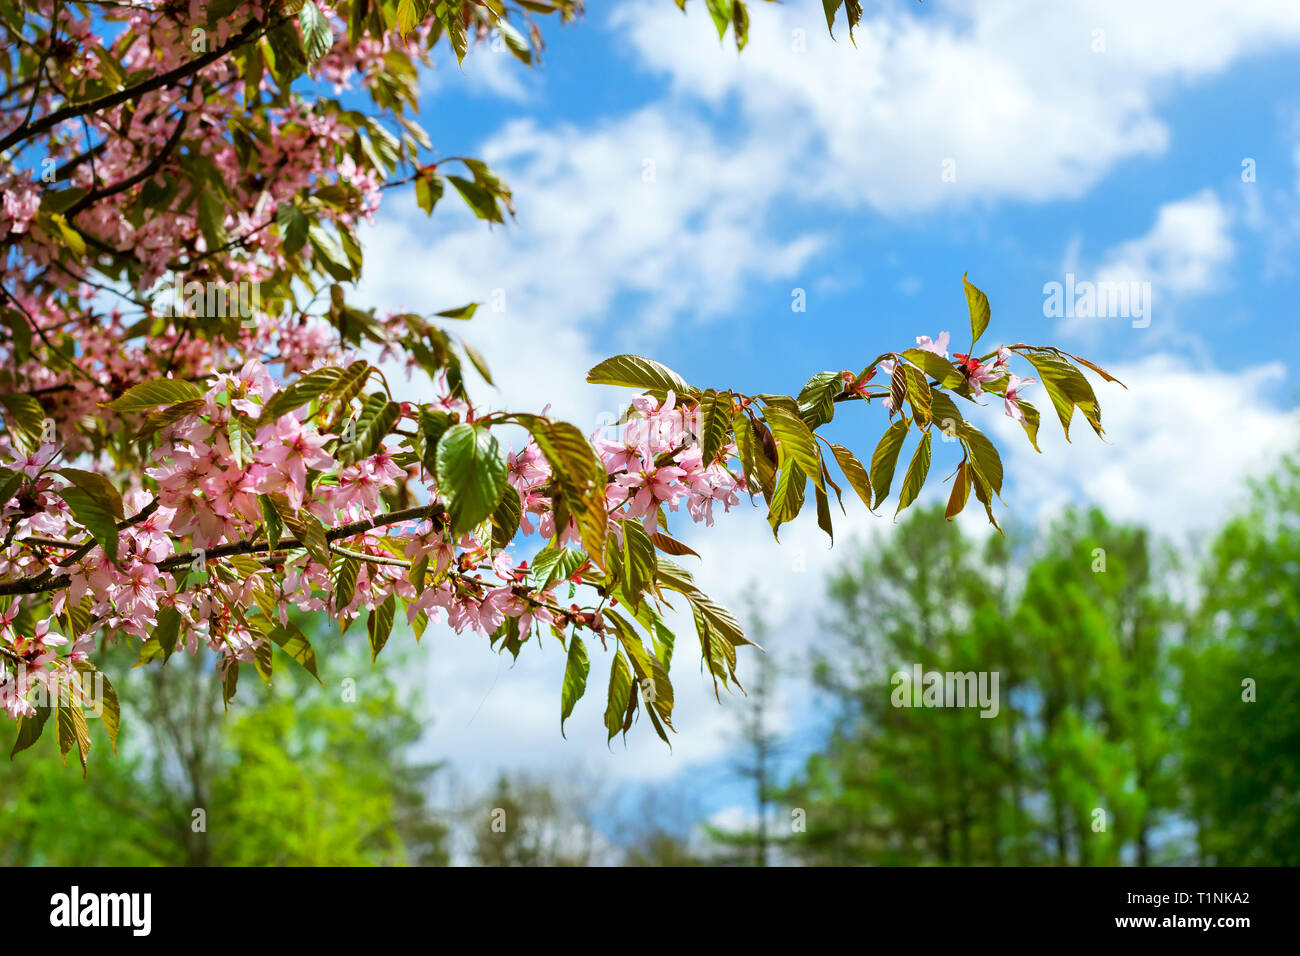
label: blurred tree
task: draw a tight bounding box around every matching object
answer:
[1181,453,1300,865]
[468,772,605,866]
[703,585,784,865]
[782,505,1179,866]
[0,619,447,865]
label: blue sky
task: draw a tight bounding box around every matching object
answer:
[352,0,1300,841]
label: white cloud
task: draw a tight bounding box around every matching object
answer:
[614,0,1300,214]
[1052,190,1235,341]
[1092,191,1234,294]
[989,353,1298,539]
[356,107,822,426]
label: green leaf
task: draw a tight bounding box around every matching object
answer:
[276,203,308,255]
[308,223,354,281]
[435,302,478,320]
[1021,350,1104,439]
[604,651,634,742]
[107,378,204,413]
[278,504,330,564]
[1018,400,1042,453]
[959,422,1004,497]
[830,444,872,510]
[586,354,697,398]
[621,518,657,606]
[705,0,731,39]
[902,348,964,389]
[763,405,824,492]
[448,175,502,223]
[0,392,46,452]
[438,2,469,65]
[514,415,607,567]
[368,594,395,662]
[10,704,51,760]
[490,485,522,550]
[814,482,833,542]
[903,364,932,427]
[869,418,910,509]
[895,430,932,517]
[196,189,229,250]
[963,273,991,346]
[1,308,31,364]
[258,494,283,550]
[768,459,806,539]
[530,546,586,587]
[336,395,401,466]
[57,468,124,562]
[560,634,589,738]
[268,620,323,683]
[946,460,971,520]
[823,0,844,36]
[299,1,334,67]
[436,423,508,535]
[151,605,183,660]
[257,366,343,424]
[696,390,732,464]
[796,371,842,429]
[415,172,444,215]
[56,700,91,775]
[930,389,965,439]
[396,0,430,37]
[331,551,359,610]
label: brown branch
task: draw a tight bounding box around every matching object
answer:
[0,16,264,155]
[0,503,437,597]
[62,99,190,221]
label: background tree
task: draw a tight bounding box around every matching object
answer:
[0,614,448,865]
[1180,453,1300,865]
[783,505,1181,866]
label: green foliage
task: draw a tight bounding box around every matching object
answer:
[783,505,1179,865]
[0,623,448,866]
[1180,453,1300,864]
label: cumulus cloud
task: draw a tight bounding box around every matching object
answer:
[356,107,822,426]
[988,353,1298,539]
[615,0,1300,214]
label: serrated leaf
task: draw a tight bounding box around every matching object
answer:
[490,485,522,550]
[299,1,334,67]
[586,354,697,398]
[604,651,633,742]
[0,392,46,452]
[763,405,824,492]
[10,704,50,760]
[436,423,508,535]
[331,552,359,611]
[904,364,932,427]
[107,378,202,413]
[58,469,124,562]
[696,390,732,464]
[946,459,971,520]
[368,594,395,661]
[959,422,1004,497]
[869,418,910,508]
[963,273,991,346]
[895,430,932,517]
[902,348,964,389]
[621,518,656,606]
[560,633,589,738]
[830,444,871,510]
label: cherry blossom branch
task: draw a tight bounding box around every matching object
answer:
[0,504,438,597]
[0,16,265,154]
